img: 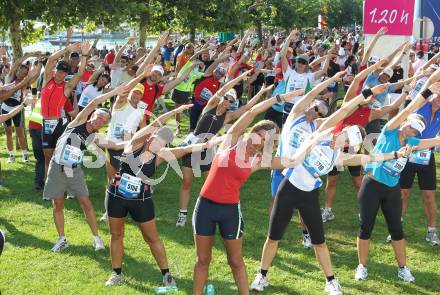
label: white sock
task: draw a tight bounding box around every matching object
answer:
[8,151,14,157]
[22,150,28,157]
[428,226,436,232]
[179,209,187,214]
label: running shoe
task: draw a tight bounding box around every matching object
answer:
[324,278,343,295]
[51,236,68,252]
[176,213,187,227]
[302,233,312,248]
[386,234,392,243]
[354,264,368,281]
[105,271,124,287]
[163,272,177,287]
[250,273,269,292]
[398,266,415,283]
[23,154,29,163]
[426,229,440,246]
[66,194,75,199]
[321,208,335,222]
[93,236,105,251]
[7,155,15,164]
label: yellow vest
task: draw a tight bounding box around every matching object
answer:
[29,100,43,125]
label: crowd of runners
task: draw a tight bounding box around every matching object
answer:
[1,26,440,294]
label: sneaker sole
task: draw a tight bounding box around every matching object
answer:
[425,238,439,246]
[398,276,415,283]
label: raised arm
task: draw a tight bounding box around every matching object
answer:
[0,63,42,101]
[6,52,31,83]
[204,70,252,113]
[113,37,135,66]
[128,104,193,151]
[65,41,90,95]
[237,31,251,55]
[87,64,105,84]
[335,146,410,166]
[204,47,230,76]
[387,81,440,130]
[360,27,387,66]
[162,61,200,94]
[288,71,346,122]
[313,54,331,80]
[43,42,79,88]
[227,84,275,122]
[225,89,305,145]
[281,30,298,74]
[137,33,169,76]
[0,97,32,123]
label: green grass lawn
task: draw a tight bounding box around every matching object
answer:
[0,98,440,294]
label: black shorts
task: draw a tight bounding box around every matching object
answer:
[107,183,155,223]
[171,89,191,104]
[399,153,436,190]
[328,165,362,177]
[264,107,283,129]
[192,197,244,240]
[269,178,325,245]
[1,108,23,127]
[107,149,124,170]
[181,150,213,172]
[42,118,67,149]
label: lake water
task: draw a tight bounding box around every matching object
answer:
[22,39,157,53]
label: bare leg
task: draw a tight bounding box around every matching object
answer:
[53,197,65,236]
[223,238,249,295]
[5,127,13,152]
[313,242,334,277]
[193,235,214,295]
[391,239,407,267]
[401,188,411,217]
[260,238,280,270]
[179,167,194,210]
[357,238,370,266]
[324,174,339,209]
[138,219,169,269]
[421,190,437,228]
[109,217,126,268]
[77,197,99,236]
[43,148,54,178]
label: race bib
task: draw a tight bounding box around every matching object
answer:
[289,126,309,149]
[79,96,90,108]
[303,145,334,178]
[328,81,336,88]
[288,81,304,91]
[409,149,431,165]
[383,157,408,177]
[117,173,142,199]
[60,144,84,167]
[113,122,125,140]
[138,101,148,113]
[180,133,198,147]
[44,120,58,135]
[200,88,213,100]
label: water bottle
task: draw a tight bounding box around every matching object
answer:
[204,284,215,295]
[154,286,179,294]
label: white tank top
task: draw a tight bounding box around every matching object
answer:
[78,85,102,108]
[107,101,143,143]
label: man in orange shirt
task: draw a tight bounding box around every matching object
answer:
[175,43,194,73]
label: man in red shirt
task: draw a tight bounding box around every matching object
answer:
[104,49,116,65]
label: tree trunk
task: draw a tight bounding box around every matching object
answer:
[256,20,263,44]
[189,22,196,43]
[138,0,150,48]
[9,12,23,59]
[139,13,148,48]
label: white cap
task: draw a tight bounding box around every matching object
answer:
[408,114,426,134]
[152,65,164,76]
[312,99,329,117]
[346,125,363,146]
[381,68,394,78]
[368,55,380,64]
[224,88,237,100]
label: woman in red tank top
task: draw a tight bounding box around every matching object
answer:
[192,88,305,295]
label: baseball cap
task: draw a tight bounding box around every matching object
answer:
[152,65,164,76]
[381,68,394,78]
[132,83,145,95]
[407,114,426,134]
[368,55,380,64]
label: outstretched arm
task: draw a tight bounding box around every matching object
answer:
[65,41,90,95]
[137,33,169,76]
[43,42,79,88]
[162,61,200,93]
[360,27,387,66]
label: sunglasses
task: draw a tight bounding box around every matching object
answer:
[314,106,325,117]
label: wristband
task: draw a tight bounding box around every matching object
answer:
[394,151,398,159]
[276,94,283,103]
[362,88,373,98]
[422,89,433,99]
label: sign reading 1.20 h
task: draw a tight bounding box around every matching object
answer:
[363,0,415,36]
